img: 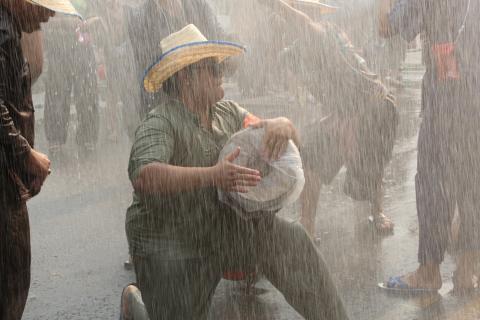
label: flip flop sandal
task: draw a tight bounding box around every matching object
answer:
[378,276,438,295]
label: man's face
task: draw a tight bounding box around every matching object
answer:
[13,2,55,33]
[188,58,225,106]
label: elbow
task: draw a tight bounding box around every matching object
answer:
[132,164,168,196]
[30,61,44,84]
[132,168,149,195]
[132,176,145,195]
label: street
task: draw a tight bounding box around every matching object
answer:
[22,50,480,320]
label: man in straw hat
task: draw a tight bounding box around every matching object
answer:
[43,0,101,158]
[122,24,350,320]
[0,0,79,318]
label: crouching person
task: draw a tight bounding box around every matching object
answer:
[122,25,350,320]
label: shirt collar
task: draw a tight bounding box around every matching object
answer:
[168,98,217,127]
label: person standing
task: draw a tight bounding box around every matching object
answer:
[379,0,480,293]
[94,0,140,141]
[0,1,79,318]
[43,0,99,158]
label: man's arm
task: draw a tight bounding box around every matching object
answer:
[129,116,261,196]
[133,149,261,196]
[21,31,44,84]
[0,43,31,158]
[255,0,320,39]
[0,38,50,194]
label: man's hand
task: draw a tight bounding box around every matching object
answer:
[211,147,261,193]
[251,117,300,160]
[25,149,51,193]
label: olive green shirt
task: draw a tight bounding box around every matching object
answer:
[126,99,250,259]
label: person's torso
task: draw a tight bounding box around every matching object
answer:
[421,0,480,81]
[0,8,35,202]
[126,100,245,256]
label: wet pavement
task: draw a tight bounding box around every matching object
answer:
[21,50,480,319]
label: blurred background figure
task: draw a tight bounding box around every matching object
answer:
[43,0,100,159]
[230,0,288,97]
[94,0,140,142]
[333,0,407,88]
[126,0,230,120]
[232,0,398,236]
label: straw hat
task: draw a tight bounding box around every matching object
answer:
[143,24,245,93]
[289,0,338,14]
[25,0,81,17]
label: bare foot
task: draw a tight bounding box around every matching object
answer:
[399,264,442,290]
[453,252,479,293]
[370,212,394,233]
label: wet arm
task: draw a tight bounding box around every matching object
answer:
[132,164,216,195]
[21,31,44,84]
[129,116,259,196]
[256,0,323,40]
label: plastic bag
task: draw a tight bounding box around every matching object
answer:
[218,127,305,220]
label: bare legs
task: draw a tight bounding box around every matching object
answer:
[300,169,393,238]
[300,167,322,237]
[370,182,394,233]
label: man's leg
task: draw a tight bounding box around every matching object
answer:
[399,97,456,289]
[256,217,350,320]
[300,114,345,237]
[300,167,323,237]
[344,96,397,232]
[0,200,31,320]
[132,255,221,320]
[44,41,73,153]
[451,100,480,291]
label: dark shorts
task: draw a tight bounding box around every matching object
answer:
[301,95,398,200]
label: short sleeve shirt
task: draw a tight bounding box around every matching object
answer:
[126,99,252,259]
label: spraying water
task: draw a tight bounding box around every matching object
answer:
[1,0,479,319]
